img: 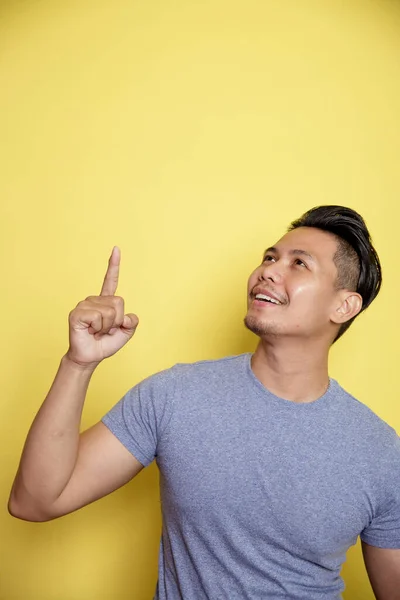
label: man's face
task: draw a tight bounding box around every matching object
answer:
[245,226,344,340]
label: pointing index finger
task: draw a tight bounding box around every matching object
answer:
[101,246,120,296]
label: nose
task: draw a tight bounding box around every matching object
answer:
[258,261,283,284]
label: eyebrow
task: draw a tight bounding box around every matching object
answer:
[263,247,317,263]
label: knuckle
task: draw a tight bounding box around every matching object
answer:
[113,297,125,314]
[103,306,116,319]
[69,305,82,319]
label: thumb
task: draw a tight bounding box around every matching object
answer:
[121,313,139,336]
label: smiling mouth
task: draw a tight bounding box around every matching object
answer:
[252,293,282,306]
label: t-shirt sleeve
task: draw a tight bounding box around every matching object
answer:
[360,436,400,549]
[101,366,176,467]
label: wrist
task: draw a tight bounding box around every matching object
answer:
[62,353,100,375]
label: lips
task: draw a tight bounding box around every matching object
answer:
[251,286,285,305]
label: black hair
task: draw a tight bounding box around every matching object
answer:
[288,205,382,343]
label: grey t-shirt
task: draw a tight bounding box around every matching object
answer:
[101,353,400,599]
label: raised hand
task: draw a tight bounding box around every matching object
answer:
[66,247,139,368]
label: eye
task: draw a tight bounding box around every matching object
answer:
[263,254,276,263]
[294,258,307,268]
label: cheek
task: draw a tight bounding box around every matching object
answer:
[290,282,325,309]
[290,282,333,318]
[247,270,259,293]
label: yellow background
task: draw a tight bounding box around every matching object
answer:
[1,0,400,598]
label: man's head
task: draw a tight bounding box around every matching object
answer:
[244,205,382,344]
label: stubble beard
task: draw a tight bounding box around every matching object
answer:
[244,313,282,337]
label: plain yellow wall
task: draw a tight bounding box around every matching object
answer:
[1,0,400,598]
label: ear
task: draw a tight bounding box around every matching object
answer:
[330,291,363,325]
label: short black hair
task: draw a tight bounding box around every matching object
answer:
[288,205,382,343]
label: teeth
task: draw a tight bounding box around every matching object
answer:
[255,293,280,305]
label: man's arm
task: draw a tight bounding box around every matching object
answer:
[362,541,400,600]
[9,418,143,522]
[8,247,141,521]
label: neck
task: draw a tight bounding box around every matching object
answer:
[251,337,330,403]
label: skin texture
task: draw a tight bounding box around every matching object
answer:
[8,247,142,522]
[362,542,400,600]
[245,226,362,343]
[244,226,362,403]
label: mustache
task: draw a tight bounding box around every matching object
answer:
[250,285,287,305]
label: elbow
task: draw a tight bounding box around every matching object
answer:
[7,494,53,523]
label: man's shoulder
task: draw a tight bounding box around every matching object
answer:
[333,380,399,446]
[139,353,251,391]
[174,352,250,372]
[169,352,251,385]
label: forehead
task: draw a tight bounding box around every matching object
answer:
[273,227,339,262]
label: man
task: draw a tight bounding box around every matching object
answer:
[8,205,400,599]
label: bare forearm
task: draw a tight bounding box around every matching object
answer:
[9,355,96,511]
[9,247,138,521]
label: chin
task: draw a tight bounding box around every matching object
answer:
[244,314,282,337]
